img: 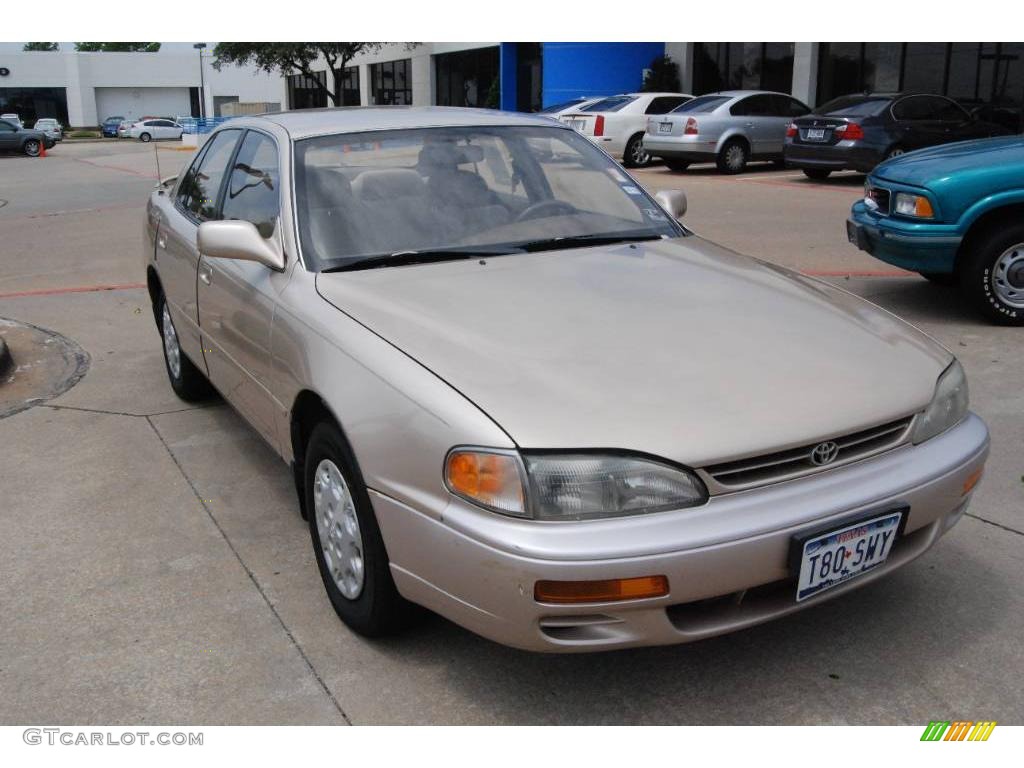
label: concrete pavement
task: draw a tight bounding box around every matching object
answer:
[0,143,1021,724]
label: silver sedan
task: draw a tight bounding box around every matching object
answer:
[144,108,988,652]
[643,90,811,173]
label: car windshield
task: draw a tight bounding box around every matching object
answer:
[815,96,891,117]
[294,125,682,271]
[582,96,636,113]
[671,95,731,114]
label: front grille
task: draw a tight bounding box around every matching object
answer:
[866,186,891,214]
[703,416,913,491]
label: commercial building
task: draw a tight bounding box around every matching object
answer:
[0,49,283,127]
[285,42,1024,132]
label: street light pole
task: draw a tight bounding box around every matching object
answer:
[194,43,207,121]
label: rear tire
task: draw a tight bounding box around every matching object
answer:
[159,294,213,401]
[139,132,152,143]
[622,133,651,168]
[716,139,748,174]
[23,139,40,157]
[959,222,1024,325]
[664,159,690,172]
[305,421,419,637]
[802,168,832,180]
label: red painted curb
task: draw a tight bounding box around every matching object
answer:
[0,283,146,299]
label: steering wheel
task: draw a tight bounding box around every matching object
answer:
[515,199,579,223]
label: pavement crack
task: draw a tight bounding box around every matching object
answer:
[144,414,352,725]
[41,402,223,418]
[965,512,1024,536]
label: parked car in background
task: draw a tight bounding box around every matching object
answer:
[559,92,693,167]
[144,108,988,652]
[0,119,56,156]
[848,136,1024,325]
[33,118,63,142]
[128,119,184,142]
[644,91,810,174]
[117,120,133,138]
[102,116,126,137]
[1,113,23,129]
[785,93,1012,180]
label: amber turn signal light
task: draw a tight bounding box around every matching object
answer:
[534,575,669,604]
[962,467,984,496]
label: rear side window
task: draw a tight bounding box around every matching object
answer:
[672,95,729,114]
[731,95,773,117]
[770,96,810,117]
[177,129,242,221]
[582,95,637,112]
[221,131,280,238]
[894,95,968,121]
[645,96,689,115]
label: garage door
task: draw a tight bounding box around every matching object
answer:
[94,87,192,123]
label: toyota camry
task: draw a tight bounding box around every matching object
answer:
[144,107,988,652]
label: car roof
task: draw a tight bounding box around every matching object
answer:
[250,106,564,140]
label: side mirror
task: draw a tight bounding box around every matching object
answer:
[654,189,687,220]
[198,220,285,271]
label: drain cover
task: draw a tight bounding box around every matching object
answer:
[0,318,90,419]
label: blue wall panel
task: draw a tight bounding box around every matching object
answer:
[498,42,518,112]
[540,42,666,108]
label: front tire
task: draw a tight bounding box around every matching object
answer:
[139,132,152,143]
[959,223,1024,325]
[23,139,40,157]
[622,133,651,168]
[664,159,690,172]
[717,139,748,174]
[159,295,212,400]
[306,421,417,637]
[802,168,832,180]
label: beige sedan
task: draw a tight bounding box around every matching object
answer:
[144,108,988,652]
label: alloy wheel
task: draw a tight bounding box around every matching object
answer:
[631,140,650,166]
[725,145,745,171]
[24,140,40,157]
[314,458,365,600]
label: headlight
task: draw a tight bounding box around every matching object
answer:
[911,360,969,444]
[446,448,707,520]
[893,192,934,218]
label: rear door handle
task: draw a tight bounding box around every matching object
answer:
[198,265,212,286]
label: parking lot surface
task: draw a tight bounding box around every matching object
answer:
[1,142,1021,724]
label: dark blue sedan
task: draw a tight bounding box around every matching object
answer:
[101,116,125,138]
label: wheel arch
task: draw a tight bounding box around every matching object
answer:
[956,202,1024,274]
[146,265,163,327]
[289,389,353,519]
[717,131,751,155]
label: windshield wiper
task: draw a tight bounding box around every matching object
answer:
[515,233,664,253]
[322,246,521,273]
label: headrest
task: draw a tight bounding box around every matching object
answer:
[418,142,484,171]
[352,168,426,200]
[304,166,353,206]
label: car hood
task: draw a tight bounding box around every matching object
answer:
[315,238,950,467]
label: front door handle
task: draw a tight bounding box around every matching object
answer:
[157,233,167,250]
[198,265,212,286]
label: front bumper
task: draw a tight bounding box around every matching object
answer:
[785,140,884,173]
[373,413,989,652]
[848,200,962,273]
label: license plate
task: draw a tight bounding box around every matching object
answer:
[794,510,903,602]
[805,128,826,141]
[568,119,586,132]
[658,122,673,133]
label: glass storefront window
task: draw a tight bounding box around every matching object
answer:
[332,66,360,106]
[902,43,947,93]
[370,59,412,105]
[287,72,327,110]
[693,43,794,95]
[435,47,500,108]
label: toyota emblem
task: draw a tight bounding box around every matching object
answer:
[810,441,839,466]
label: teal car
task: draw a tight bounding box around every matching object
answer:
[847,136,1024,325]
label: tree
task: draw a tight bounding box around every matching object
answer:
[74,43,161,52]
[23,42,59,52]
[212,43,385,107]
[641,55,681,93]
